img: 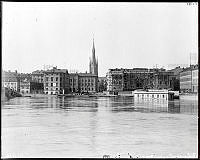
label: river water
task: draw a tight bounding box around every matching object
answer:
[1,96,198,158]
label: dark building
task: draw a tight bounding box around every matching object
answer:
[98,77,107,92]
[107,68,175,92]
[20,81,44,94]
[31,70,44,83]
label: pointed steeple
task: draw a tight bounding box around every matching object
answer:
[92,38,95,61]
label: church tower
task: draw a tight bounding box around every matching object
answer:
[89,38,98,76]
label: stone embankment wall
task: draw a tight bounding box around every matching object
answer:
[1,87,22,102]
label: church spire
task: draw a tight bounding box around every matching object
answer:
[92,38,95,60]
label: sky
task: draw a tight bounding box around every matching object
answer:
[2,2,198,77]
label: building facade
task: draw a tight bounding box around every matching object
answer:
[106,68,175,92]
[78,73,98,93]
[2,70,20,92]
[31,70,44,83]
[20,81,44,94]
[98,77,107,92]
[180,64,198,93]
[43,67,70,95]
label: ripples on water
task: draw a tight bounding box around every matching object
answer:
[2,96,198,158]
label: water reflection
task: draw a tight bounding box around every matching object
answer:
[2,96,198,158]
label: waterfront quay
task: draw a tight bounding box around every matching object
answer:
[2,95,197,158]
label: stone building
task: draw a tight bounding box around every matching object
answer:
[69,73,98,93]
[2,70,20,92]
[98,77,107,92]
[180,64,198,93]
[31,70,44,83]
[20,81,44,94]
[43,67,70,95]
[192,65,198,93]
[168,66,184,91]
[68,38,99,94]
[78,73,98,93]
[106,68,175,92]
[69,73,79,93]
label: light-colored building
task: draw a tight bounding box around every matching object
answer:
[2,70,20,92]
[192,65,198,93]
[180,64,198,93]
[43,67,70,95]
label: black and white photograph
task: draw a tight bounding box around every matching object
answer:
[1,2,198,158]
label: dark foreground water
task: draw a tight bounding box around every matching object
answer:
[2,96,198,158]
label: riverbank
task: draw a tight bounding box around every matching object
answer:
[1,87,22,102]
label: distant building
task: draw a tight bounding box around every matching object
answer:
[43,67,70,95]
[31,70,44,83]
[69,73,79,93]
[180,64,198,93]
[18,73,32,82]
[79,73,98,93]
[68,38,99,94]
[20,81,44,94]
[192,65,198,93]
[168,66,184,91]
[98,77,107,92]
[106,68,175,92]
[89,39,98,76]
[2,70,20,92]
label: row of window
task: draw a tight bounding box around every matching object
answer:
[45,83,59,87]
[137,94,166,98]
[45,87,59,90]
[81,87,94,91]
[21,86,29,89]
[46,77,59,81]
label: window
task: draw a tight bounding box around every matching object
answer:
[56,88,58,90]
[152,94,154,98]
[56,77,58,81]
[163,95,165,98]
[157,94,159,98]
[92,88,93,90]
[46,83,48,86]
[60,78,62,81]
[51,92,53,95]
[51,77,53,81]
[51,83,53,87]
[56,83,58,87]
[46,77,48,81]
